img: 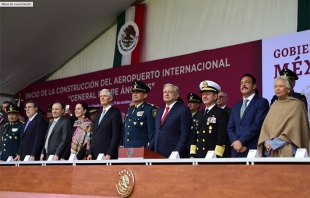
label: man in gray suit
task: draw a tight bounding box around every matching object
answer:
[40,102,71,161]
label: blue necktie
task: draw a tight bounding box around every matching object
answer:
[24,120,31,132]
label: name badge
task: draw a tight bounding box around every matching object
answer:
[136,111,144,116]
[12,128,18,132]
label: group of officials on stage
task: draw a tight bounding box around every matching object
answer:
[0,68,309,161]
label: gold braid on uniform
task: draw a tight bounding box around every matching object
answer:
[190,145,197,155]
[215,145,225,157]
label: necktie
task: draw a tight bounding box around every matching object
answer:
[240,99,249,118]
[24,119,31,132]
[204,109,209,116]
[99,110,106,124]
[161,107,170,125]
[45,120,57,151]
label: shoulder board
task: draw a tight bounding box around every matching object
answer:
[19,120,25,124]
[4,122,9,127]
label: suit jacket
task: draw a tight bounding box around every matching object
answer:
[18,114,46,160]
[148,102,192,158]
[123,102,157,148]
[191,105,229,158]
[89,107,122,159]
[227,95,269,157]
[224,106,231,117]
[41,116,71,159]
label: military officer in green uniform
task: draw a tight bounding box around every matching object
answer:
[271,68,307,111]
[186,93,202,157]
[123,81,157,148]
[0,104,24,161]
[190,80,229,158]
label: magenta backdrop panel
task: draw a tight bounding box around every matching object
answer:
[19,40,262,118]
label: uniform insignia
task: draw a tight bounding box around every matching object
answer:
[12,128,18,132]
[14,136,17,139]
[207,117,216,124]
[133,122,137,125]
[137,111,144,116]
[140,122,143,126]
[152,109,157,117]
[9,136,12,139]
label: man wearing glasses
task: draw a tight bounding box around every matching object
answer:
[14,100,46,161]
[216,92,231,116]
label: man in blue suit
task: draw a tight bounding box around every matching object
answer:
[14,100,46,161]
[123,81,157,148]
[148,83,192,158]
[227,73,269,157]
[87,89,122,160]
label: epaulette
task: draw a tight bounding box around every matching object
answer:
[4,122,9,127]
[147,102,158,108]
[19,120,25,124]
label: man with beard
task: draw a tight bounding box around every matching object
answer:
[190,81,229,158]
[227,73,269,157]
[123,81,157,148]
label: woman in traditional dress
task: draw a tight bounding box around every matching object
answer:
[70,102,93,159]
[257,76,309,157]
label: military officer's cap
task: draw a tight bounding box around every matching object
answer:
[280,68,298,80]
[37,107,45,115]
[88,107,99,115]
[199,80,221,93]
[47,104,52,112]
[6,104,21,114]
[187,93,202,103]
[177,97,184,104]
[131,81,150,93]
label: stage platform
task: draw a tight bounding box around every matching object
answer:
[0,158,309,198]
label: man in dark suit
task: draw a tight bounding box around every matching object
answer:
[148,83,191,158]
[217,92,231,116]
[190,81,229,158]
[271,68,307,111]
[87,89,122,160]
[14,100,46,161]
[123,81,157,148]
[186,93,202,157]
[227,73,269,157]
[41,102,71,160]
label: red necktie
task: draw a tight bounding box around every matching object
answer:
[161,107,170,125]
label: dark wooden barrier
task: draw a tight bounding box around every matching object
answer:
[0,164,309,197]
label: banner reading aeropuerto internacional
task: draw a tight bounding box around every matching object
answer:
[19,40,262,120]
[262,30,310,121]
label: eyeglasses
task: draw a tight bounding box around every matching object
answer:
[24,106,34,110]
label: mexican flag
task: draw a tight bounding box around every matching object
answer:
[113,4,145,67]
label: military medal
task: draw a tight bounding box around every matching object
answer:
[209,126,212,134]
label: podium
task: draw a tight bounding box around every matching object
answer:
[118,147,166,159]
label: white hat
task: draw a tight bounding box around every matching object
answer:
[199,80,221,93]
